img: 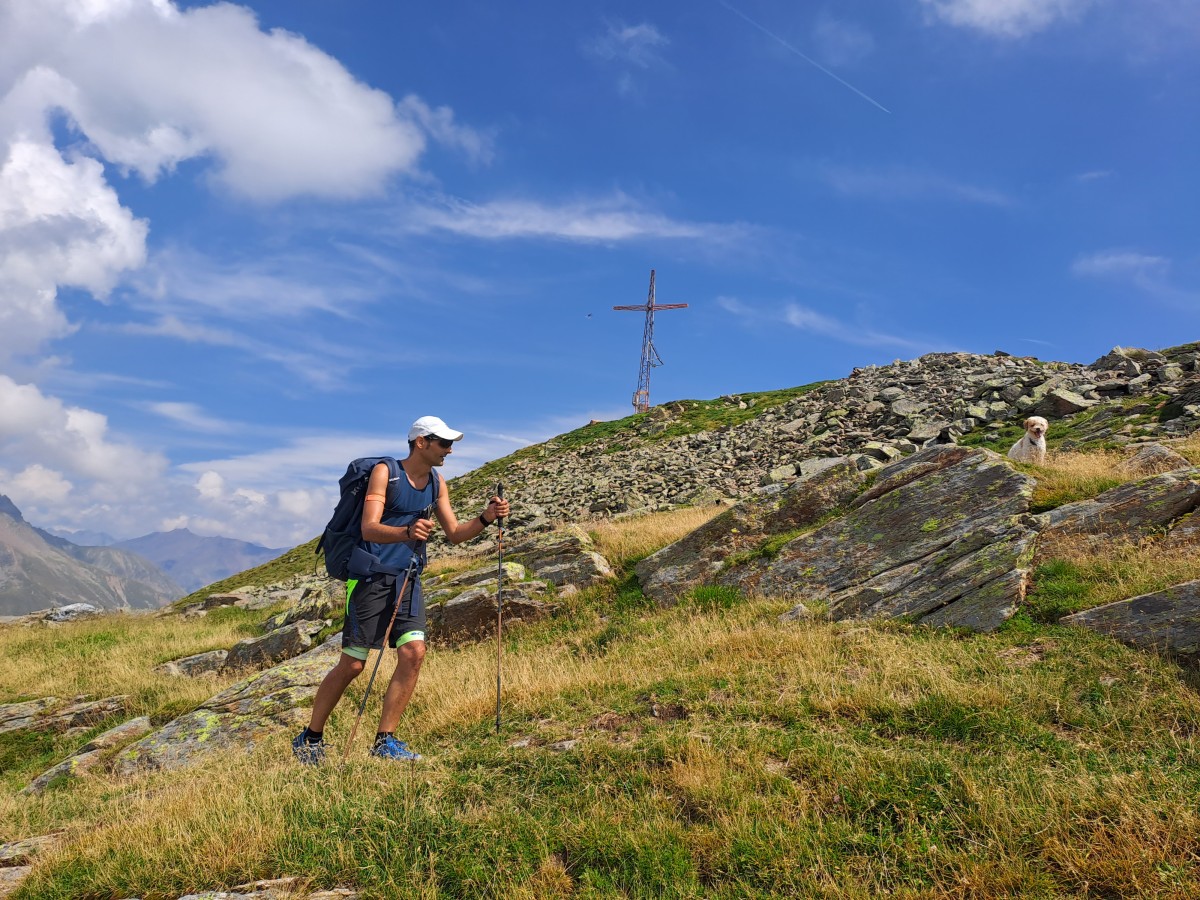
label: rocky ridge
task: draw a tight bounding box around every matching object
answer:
[444,344,1200,542]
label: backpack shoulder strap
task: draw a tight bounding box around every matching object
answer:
[381,457,402,509]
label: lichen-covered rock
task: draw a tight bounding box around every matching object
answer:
[1118,442,1191,476]
[505,526,614,587]
[429,581,552,644]
[0,695,127,736]
[443,561,527,589]
[154,649,229,677]
[179,591,257,615]
[1038,468,1200,539]
[0,698,60,736]
[112,636,343,775]
[1164,511,1200,548]
[22,717,153,795]
[221,621,327,673]
[262,581,343,631]
[636,458,862,606]
[1060,580,1200,666]
[719,446,1038,632]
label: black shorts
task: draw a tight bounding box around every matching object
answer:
[341,573,425,661]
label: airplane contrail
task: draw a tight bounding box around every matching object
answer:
[717,0,891,114]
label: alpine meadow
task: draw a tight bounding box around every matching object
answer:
[3,344,1200,899]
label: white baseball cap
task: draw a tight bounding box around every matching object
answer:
[408,415,464,442]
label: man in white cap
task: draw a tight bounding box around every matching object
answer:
[294,415,509,763]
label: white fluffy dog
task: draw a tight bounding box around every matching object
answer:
[1008,416,1049,464]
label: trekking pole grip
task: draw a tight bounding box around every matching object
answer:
[496,483,504,526]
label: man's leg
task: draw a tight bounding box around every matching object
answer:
[377,639,426,733]
[308,652,366,732]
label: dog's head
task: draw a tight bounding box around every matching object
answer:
[1024,416,1049,439]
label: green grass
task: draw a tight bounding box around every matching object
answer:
[9,601,1200,899]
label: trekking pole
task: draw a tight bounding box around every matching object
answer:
[342,550,422,764]
[495,483,505,733]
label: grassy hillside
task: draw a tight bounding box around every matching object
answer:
[3,465,1200,898]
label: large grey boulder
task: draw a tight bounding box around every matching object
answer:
[113,635,343,776]
[1038,468,1200,540]
[429,581,552,643]
[504,526,614,587]
[1060,580,1200,667]
[719,446,1038,632]
[221,621,327,673]
[636,458,862,606]
[154,649,229,678]
[44,603,103,623]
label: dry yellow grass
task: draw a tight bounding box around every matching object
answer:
[0,611,258,716]
[589,504,726,569]
[1036,533,1200,610]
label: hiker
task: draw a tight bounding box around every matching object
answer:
[294,416,509,764]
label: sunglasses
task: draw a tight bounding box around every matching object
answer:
[426,436,455,449]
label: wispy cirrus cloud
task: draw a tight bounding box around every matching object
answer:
[584,21,670,96]
[1071,250,1168,279]
[918,0,1095,38]
[145,402,236,434]
[718,295,937,352]
[823,164,1014,207]
[1072,249,1197,310]
[403,193,754,246]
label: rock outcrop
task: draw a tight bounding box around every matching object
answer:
[113,636,342,776]
[715,446,1038,632]
[1061,580,1200,666]
[636,457,862,606]
[1037,468,1200,540]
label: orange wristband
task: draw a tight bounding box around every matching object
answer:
[365,493,387,504]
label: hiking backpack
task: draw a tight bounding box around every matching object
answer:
[316,457,439,581]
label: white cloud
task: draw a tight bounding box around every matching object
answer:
[585,21,670,96]
[918,0,1095,38]
[718,295,935,352]
[1074,169,1114,182]
[1,463,73,507]
[1071,250,1168,278]
[1071,249,1198,310]
[0,0,486,364]
[0,0,435,202]
[823,165,1014,207]
[0,374,168,530]
[146,402,235,433]
[0,139,148,363]
[586,22,669,68]
[404,193,750,245]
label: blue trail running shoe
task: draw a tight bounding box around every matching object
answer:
[370,735,422,761]
[292,729,326,766]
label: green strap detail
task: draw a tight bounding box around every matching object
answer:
[346,578,358,615]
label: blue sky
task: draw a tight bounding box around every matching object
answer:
[0,0,1196,548]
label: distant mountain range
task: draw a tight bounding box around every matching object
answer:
[0,496,182,615]
[112,528,284,593]
[0,497,286,614]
